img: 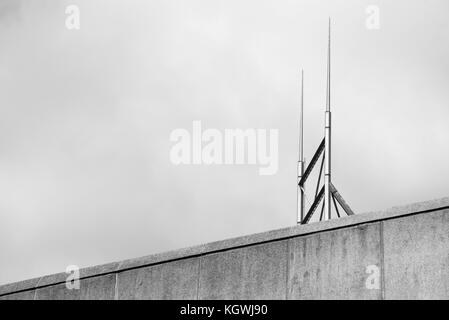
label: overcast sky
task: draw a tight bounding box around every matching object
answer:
[1,0,448,285]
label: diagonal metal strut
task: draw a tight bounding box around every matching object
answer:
[301,186,324,224]
[332,193,340,218]
[298,138,325,187]
[329,182,354,216]
[315,153,325,198]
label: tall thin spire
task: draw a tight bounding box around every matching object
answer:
[297,69,305,223]
[297,19,355,225]
[299,69,304,161]
[326,17,331,112]
[324,17,332,220]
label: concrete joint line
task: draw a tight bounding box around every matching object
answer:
[114,273,119,300]
[379,221,386,300]
[196,255,203,300]
[33,277,43,300]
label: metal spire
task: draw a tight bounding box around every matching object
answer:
[323,18,332,220]
[296,70,305,223]
[326,17,331,112]
[299,70,304,161]
[297,19,355,225]
[297,70,305,223]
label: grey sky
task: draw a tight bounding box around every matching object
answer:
[1,0,448,285]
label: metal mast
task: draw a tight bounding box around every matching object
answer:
[324,18,332,221]
[297,70,305,223]
[297,19,355,225]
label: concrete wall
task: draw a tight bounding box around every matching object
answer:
[1,197,449,300]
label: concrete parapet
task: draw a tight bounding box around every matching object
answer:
[1,197,449,300]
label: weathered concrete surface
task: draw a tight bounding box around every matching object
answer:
[117,258,199,300]
[288,222,381,299]
[383,209,449,299]
[0,278,40,299]
[198,241,288,299]
[1,196,449,300]
[34,274,116,300]
[0,290,36,300]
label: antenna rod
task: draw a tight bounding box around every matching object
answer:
[299,70,304,161]
[297,70,305,223]
[324,18,332,220]
[326,18,331,112]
